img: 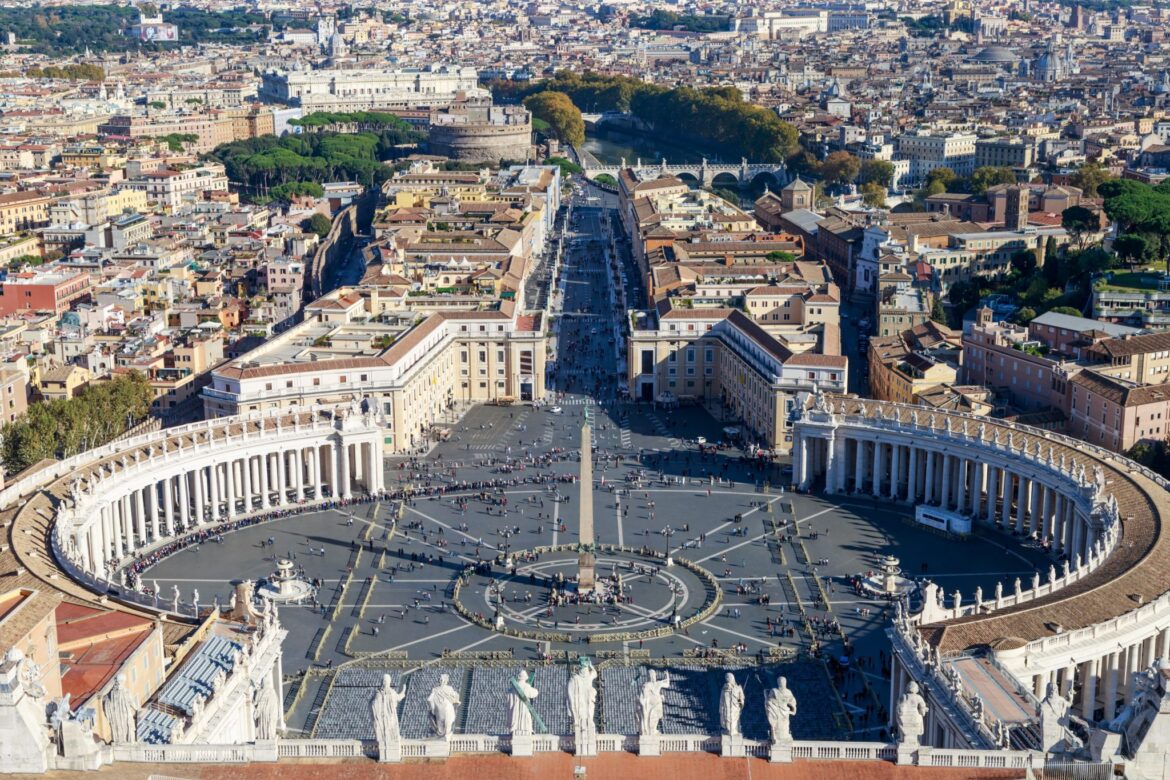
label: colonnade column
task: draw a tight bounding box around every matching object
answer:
[240,455,253,513]
[146,485,159,540]
[259,453,270,510]
[956,458,968,513]
[854,440,865,492]
[276,450,288,506]
[163,476,175,535]
[209,462,221,522]
[294,449,305,502]
[924,450,935,504]
[907,447,919,503]
[224,458,237,519]
[1082,658,1099,720]
[1104,651,1120,720]
[872,441,884,497]
[340,442,352,500]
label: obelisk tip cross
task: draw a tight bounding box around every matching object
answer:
[578,421,595,592]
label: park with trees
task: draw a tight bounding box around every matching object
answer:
[0,372,154,475]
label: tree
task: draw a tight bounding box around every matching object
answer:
[1062,206,1099,250]
[820,151,861,187]
[1114,234,1150,265]
[1043,237,1061,287]
[925,167,958,191]
[523,91,584,147]
[305,213,332,238]
[1015,306,1038,323]
[969,166,1017,195]
[1049,305,1082,316]
[765,251,796,263]
[1011,249,1037,277]
[1069,160,1114,198]
[861,159,895,188]
[930,295,946,324]
[861,181,887,208]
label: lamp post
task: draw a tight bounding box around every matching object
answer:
[662,525,675,567]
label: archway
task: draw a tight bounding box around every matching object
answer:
[749,171,783,198]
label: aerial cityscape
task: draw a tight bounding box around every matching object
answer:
[1,0,1170,777]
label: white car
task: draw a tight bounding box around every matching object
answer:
[549,406,564,414]
[696,436,707,445]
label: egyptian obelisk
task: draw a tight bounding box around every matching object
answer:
[578,422,595,591]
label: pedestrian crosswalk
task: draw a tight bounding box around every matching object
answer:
[646,411,682,449]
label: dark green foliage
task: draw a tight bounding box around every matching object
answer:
[0,5,279,55]
[1,372,153,474]
[209,124,423,195]
[305,213,332,238]
[493,72,798,163]
[629,10,730,32]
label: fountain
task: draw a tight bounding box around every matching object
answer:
[257,558,313,603]
[859,555,916,599]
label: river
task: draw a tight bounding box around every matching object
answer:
[580,127,710,166]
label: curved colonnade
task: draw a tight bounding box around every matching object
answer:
[11,410,385,619]
[792,397,1170,749]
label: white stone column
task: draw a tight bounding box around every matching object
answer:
[224,457,237,519]
[328,442,339,499]
[1028,480,1041,536]
[259,453,270,510]
[1124,645,1139,705]
[954,458,964,512]
[178,472,190,528]
[971,462,983,519]
[209,462,221,522]
[340,441,352,500]
[923,450,935,504]
[907,447,919,503]
[240,454,253,513]
[872,441,884,497]
[120,495,133,554]
[890,443,902,500]
[853,439,865,492]
[133,488,146,544]
[276,449,288,506]
[1072,514,1085,562]
[1040,486,1054,543]
[1082,658,1098,719]
[824,435,837,493]
[313,446,324,499]
[193,468,206,525]
[94,508,107,572]
[163,477,175,536]
[368,440,382,493]
[294,449,305,502]
[147,483,160,540]
[1014,475,1028,533]
[940,454,952,509]
[1104,651,1120,720]
[834,437,847,493]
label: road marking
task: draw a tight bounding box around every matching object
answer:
[701,619,776,647]
[692,532,770,564]
[552,500,560,547]
[616,493,624,546]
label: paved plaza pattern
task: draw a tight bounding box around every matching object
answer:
[142,203,1051,743]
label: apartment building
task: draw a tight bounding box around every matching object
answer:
[868,320,962,405]
[627,302,846,449]
[897,130,978,180]
[125,165,230,212]
[203,289,546,453]
[0,191,51,236]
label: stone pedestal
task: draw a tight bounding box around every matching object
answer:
[578,551,595,592]
[769,741,793,763]
[638,734,661,756]
[721,734,745,757]
[896,742,920,765]
[574,733,598,757]
[426,738,451,758]
[511,734,534,757]
[253,739,279,762]
[378,739,402,763]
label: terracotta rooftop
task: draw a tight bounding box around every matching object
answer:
[36,754,1026,780]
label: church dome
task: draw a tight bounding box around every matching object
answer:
[970,45,1019,64]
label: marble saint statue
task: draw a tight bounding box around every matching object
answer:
[765,676,798,744]
[508,669,540,736]
[637,670,670,736]
[566,657,597,745]
[896,681,928,746]
[719,672,745,737]
[372,675,407,754]
[427,673,461,739]
[102,673,138,744]
[254,674,280,741]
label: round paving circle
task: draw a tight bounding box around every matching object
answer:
[454,547,720,643]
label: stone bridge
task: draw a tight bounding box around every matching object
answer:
[581,156,789,189]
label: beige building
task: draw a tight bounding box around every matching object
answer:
[203,289,546,452]
[1068,371,1170,453]
[868,324,962,406]
[627,302,846,449]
